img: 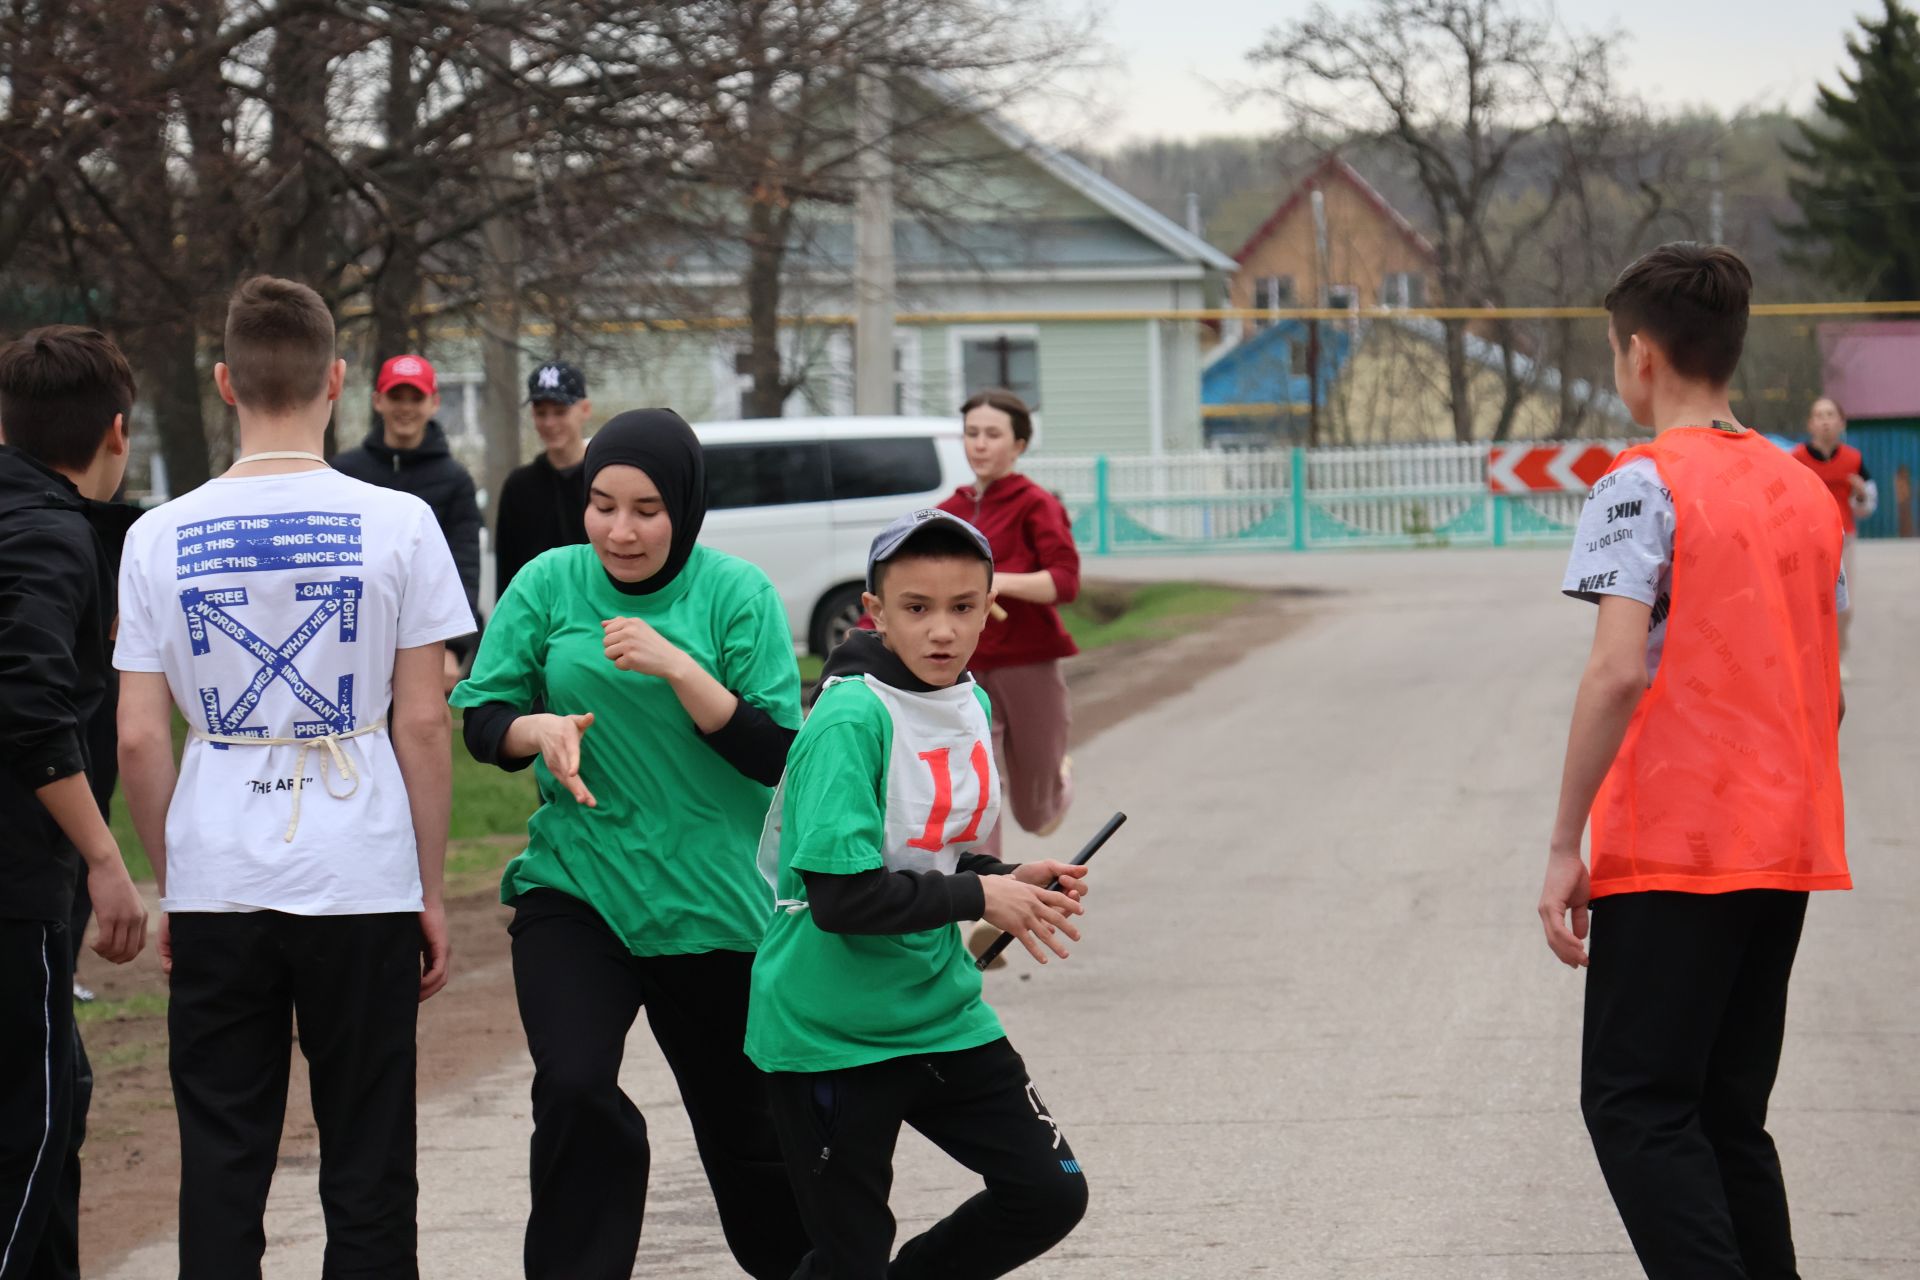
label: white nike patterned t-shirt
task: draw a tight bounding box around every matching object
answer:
[115,468,473,914]
[1562,456,1846,679]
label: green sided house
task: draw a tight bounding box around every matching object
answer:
[392,90,1234,465]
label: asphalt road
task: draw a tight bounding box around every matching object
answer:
[105,543,1920,1278]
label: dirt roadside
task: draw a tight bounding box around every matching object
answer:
[73,583,1318,1273]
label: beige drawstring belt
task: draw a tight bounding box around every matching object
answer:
[188,719,386,842]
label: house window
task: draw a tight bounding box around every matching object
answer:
[1325,284,1359,311]
[1381,272,1427,308]
[1253,275,1295,310]
[959,332,1041,409]
[1289,339,1311,378]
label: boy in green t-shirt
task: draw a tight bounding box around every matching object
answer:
[748,509,1091,1279]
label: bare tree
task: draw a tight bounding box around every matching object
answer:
[1249,0,1628,441]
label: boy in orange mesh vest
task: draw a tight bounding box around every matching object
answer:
[1538,243,1848,1280]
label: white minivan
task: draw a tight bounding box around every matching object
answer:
[692,416,972,655]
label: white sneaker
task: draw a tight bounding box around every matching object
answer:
[73,981,96,1004]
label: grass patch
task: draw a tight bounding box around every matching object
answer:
[93,1040,158,1071]
[74,991,170,1024]
[1060,582,1258,651]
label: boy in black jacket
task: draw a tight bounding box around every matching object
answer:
[494,360,592,596]
[331,353,482,690]
[0,325,149,1280]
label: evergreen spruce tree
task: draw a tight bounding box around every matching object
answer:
[1783,0,1920,298]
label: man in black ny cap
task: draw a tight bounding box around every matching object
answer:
[494,360,593,596]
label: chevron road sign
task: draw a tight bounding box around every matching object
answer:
[1486,444,1619,493]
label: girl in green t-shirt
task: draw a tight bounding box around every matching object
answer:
[451,409,807,1280]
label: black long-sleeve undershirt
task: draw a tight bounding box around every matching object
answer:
[460,694,797,786]
[804,853,1019,936]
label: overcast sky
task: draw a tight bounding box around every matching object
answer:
[1077,0,1862,143]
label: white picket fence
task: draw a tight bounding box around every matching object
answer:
[1023,443,1607,552]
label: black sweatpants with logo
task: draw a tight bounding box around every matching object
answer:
[506,888,808,1280]
[1582,889,1810,1280]
[766,1037,1089,1280]
[168,910,420,1280]
[0,918,86,1280]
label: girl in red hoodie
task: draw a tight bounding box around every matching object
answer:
[939,389,1079,874]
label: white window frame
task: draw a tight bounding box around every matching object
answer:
[1252,274,1295,311]
[1324,284,1359,311]
[949,323,1041,406]
[948,324,1043,447]
[1380,272,1426,309]
[893,331,923,416]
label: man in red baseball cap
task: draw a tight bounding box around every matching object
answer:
[332,354,482,691]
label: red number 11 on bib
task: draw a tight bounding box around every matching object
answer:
[908,742,992,851]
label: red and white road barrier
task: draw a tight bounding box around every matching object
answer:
[1486,443,1619,493]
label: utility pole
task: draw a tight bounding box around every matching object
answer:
[1708,153,1725,244]
[852,65,896,416]
[1310,186,1331,306]
[476,32,522,548]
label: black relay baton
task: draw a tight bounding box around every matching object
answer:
[975,811,1127,970]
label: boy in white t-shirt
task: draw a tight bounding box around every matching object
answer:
[115,277,473,1277]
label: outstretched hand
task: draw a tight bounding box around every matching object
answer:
[531,712,597,807]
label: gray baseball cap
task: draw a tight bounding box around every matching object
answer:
[866,509,994,592]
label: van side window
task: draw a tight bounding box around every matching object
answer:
[828,437,943,500]
[704,441,832,509]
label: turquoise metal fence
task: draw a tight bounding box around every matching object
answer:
[1024,445,1602,554]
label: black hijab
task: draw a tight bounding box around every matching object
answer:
[584,408,707,595]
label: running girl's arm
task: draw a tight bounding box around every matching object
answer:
[450,557,549,771]
[699,699,797,787]
[622,575,805,786]
[462,701,535,771]
[993,493,1081,606]
[1539,595,1653,967]
[990,571,1059,605]
[392,642,454,1000]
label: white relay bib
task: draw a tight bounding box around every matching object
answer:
[760,673,1001,901]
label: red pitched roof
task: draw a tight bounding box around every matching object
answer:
[1232,152,1437,266]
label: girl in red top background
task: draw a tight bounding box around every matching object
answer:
[1790,395,1875,671]
[939,389,1079,870]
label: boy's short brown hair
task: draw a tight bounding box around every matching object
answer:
[224,276,336,413]
[1604,242,1751,386]
[0,325,137,471]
